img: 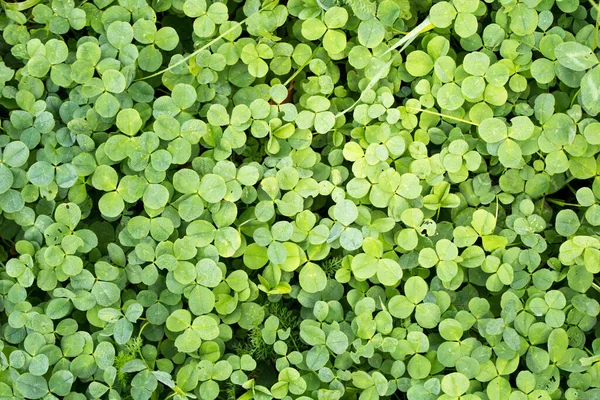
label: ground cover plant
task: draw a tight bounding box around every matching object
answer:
[0,0,600,398]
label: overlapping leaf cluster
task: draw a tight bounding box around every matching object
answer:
[0,0,599,398]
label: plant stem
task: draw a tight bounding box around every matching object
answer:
[336,17,433,117]
[284,45,321,86]
[390,27,410,35]
[138,321,150,339]
[1,0,41,11]
[336,59,393,117]
[514,38,541,52]
[137,20,247,81]
[495,195,499,221]
[140,1,282,81]
[571,88,582,107]
[408,107,479,126]
[546,198,582,207]
[382,17,434,56]
[592,0,600,50]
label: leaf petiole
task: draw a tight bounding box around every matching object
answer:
[407,106,479,126]
[137,20,247,81]
[284,45,321,87]
[136,1,279,81]
[336,17,434,117]
[546,199,583,207]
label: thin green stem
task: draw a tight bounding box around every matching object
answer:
[284,45,321,86]
[495,195,499,221]
[565,176,577,185]
[382,17,434,57]
[571,88,582,107]
[137,21,246,80]
[336,17,433,117]
[336,59,393,117]
[1,0,41,11]
[408,107,480,126]
[546,198,582,207]
[593,281,600,294]
[238,218,257,227]
[138,321,150,339]
[593,0,600,51]
[138,1,281,81]
[390,27,411,35]
[514,38,541,52]
[584,347,596,357]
